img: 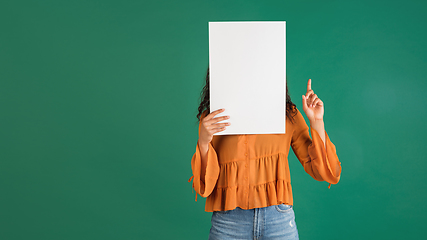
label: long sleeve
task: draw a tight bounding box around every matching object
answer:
[291,110,342,186]
[188,112,220,200]
[189,142,220,200]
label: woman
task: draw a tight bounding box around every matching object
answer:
[188,68,342,239]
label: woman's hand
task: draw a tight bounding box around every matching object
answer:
[302,79,324,122]
[198,108,230,146]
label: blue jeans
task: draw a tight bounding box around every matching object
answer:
[208,204,299,240]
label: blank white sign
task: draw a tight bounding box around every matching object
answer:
[209,21,286,135]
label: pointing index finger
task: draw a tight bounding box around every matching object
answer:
[307,79,312,92]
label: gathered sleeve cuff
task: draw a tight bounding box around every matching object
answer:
[307,127,342,187]
[188,141,220,201]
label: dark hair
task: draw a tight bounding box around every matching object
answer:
[197,67,297,123]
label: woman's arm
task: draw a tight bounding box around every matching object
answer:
[302,79,325,147]
[189,109,230,200]
[309,120,326,149]
[197,109,230,183]
[292,79,341,185]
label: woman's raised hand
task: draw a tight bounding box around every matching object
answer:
[199,108,230,146]
[302,79,324,122]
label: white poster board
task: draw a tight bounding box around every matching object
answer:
[209,21,286,135]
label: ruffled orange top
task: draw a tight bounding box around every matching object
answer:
[188,108,342,212]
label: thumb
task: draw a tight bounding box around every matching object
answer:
[302,95,308,111]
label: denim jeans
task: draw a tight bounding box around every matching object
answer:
[208,204,299,240]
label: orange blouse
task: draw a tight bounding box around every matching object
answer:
[188,108,342,212]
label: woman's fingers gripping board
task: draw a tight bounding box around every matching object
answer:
[200,109,230,143]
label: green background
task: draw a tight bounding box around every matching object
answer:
[1,0,426,239]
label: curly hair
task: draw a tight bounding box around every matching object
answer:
[197,67,297,123]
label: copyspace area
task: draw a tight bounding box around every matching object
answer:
[209,21,286,135]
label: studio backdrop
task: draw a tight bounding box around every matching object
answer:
[1,0,426,239]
